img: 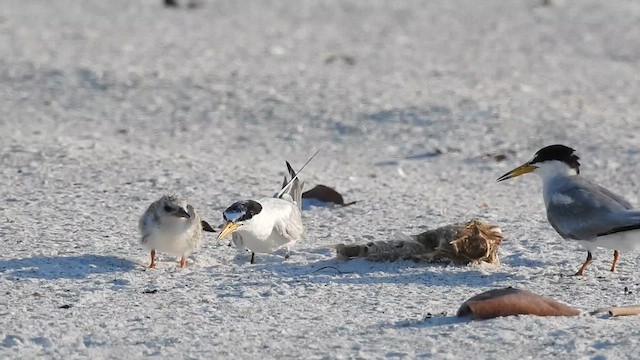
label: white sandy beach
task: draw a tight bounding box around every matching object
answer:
[1,0,640,358]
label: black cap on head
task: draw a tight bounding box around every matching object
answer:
[223,200,263,222]
[530,144,581,173]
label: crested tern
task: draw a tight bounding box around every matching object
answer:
[217,151,318,264]
[497,144,640,275]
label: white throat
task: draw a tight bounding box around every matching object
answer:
[534,160,578,208]
[533,160,578,183]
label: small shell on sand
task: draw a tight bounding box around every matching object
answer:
[457,287,580,319]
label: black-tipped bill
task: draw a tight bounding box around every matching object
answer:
[497,163,536,182]
[174,207,191,218]
[217,221,241,241]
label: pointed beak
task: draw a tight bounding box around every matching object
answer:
[497,163,536,182]
[174,207,191,218]
[217,221,241,240]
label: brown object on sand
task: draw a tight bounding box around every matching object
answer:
[201,220,217,232]
[333,220,503,265]
[457,287,580,319]
[302,185,356,206]
[590,305,640,317]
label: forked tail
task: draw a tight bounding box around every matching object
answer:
[278,161,304,210]
[275,149,319,209]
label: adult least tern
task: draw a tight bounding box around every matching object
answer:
[217,151,318,264]
[139,195,216,268]
[497,144,640,275]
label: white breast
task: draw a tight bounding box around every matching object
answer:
[141,218,203,256]
[234,197,303,254]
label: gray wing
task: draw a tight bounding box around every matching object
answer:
[138,212,156,244]
[139,200,162,244]
[547,181,639,240]
[273,206,304,244]
[575,177,633,209]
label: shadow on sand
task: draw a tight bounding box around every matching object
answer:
[502,253,548,268]
[256,255,518,288]
[0,254,137,280]
[388,315,470,328]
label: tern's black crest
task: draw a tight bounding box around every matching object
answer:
[530,144,581,174]
[223,200,263,222]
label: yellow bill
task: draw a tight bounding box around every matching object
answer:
[497,163,536,182]
[217,221,242,240]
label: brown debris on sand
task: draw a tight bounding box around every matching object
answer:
[302,185,357,207]
[590,305,640,317]
[333,220,503,265]
[457,287,581,319]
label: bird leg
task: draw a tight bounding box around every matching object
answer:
[179,256,186,268]
[149,249,157,268]
[574,251,592,276]
[250,252,255,264]
[284,247,290,260]
[610,250,620,272]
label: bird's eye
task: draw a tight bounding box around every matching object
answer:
[163,205,173,212]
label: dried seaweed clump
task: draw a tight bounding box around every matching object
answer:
[333,220,503,265]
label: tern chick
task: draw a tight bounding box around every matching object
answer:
[498,144,640,275]
[139,194,215,268]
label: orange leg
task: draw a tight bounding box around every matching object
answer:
[574,251,592,276]
[610,250,620,272]
[149,249,157,268]
[179,256,186,268]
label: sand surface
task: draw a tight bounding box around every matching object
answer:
[1,0,640,358]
